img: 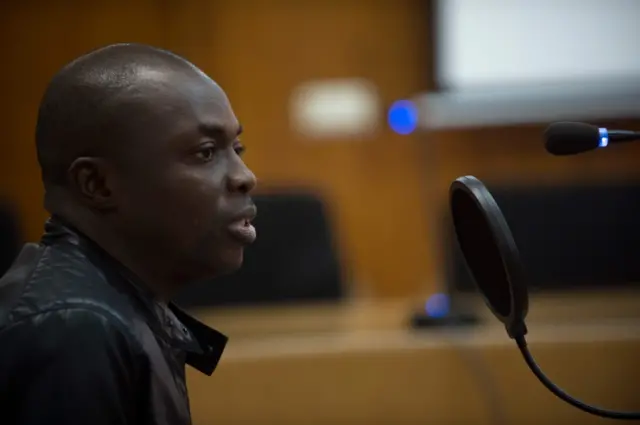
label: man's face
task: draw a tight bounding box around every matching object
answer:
[113,70,257,282]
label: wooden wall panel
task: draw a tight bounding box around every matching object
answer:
[1,1,639,299]
[431,122,640,188]
[0,0,167,242]
[0,0,434,298]
[166,1,435,298]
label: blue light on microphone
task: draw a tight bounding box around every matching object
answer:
[388,100,418,135]
[425,293,450,318]
[598,127,609,148]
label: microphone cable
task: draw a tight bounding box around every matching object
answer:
[515,335,640,420]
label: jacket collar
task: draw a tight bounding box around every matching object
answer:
[42,215,228,376]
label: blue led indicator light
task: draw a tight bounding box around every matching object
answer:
[425,293,450,318]
[388,100,418,135]
[598,127,609,148]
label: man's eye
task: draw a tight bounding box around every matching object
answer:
[196,147,215,162]
[234,144,246,156]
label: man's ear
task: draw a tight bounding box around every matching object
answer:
[67,157,118,210]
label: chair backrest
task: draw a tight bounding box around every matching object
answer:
[175,190,344,308]
[443,181,640,293]
[0,203,21,277]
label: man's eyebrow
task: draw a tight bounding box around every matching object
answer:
[198,123,243,139]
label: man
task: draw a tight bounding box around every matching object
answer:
[0,43,257,425]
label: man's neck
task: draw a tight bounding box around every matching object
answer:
[50,212,178,302]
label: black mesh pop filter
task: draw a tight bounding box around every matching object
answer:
[449,175,640,421]
[449,176,528,337]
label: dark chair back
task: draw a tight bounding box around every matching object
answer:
[0,203,21,277]
[175,190,344,307]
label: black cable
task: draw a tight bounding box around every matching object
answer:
[515,335,640,420]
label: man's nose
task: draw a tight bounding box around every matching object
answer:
[227,161,257,194]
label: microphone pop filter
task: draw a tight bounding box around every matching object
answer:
[449,176,528,337]
[448,175,640,420]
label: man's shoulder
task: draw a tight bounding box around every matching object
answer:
[1,304,138,350]
[0,242,141,333]
[0,304,149,395]
[0,282,147,371]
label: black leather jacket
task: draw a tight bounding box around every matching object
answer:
[0,216,227,425]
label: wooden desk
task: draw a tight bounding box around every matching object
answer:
[186,295,640,425]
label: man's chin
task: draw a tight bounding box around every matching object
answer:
[207,247,245,278]
[180,245,245,284]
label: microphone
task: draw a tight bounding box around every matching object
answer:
[544,121,640,155]
[449,175,640,421]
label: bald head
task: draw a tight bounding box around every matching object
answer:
[34,43,255,289]
[35,43,209,189]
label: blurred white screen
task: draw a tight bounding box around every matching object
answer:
[437,0,640,91]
